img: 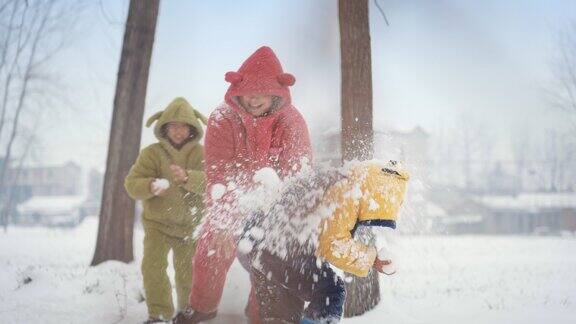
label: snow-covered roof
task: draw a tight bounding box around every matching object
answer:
[440,214,484,224]
[17,195,86,215]
[477,193,576,211]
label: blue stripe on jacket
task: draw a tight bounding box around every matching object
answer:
[350,219,396,236]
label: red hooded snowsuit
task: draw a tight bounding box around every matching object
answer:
[189,46,313,320]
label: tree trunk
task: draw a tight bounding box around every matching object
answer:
[340,0,374,162]
[339,0,380,317]
[91,0,160,266]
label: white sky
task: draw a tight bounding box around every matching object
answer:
[30,0,576,170]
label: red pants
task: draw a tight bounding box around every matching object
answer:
[188,226,260,323]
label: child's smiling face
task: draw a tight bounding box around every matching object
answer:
[166,122,191,145]
[239,95,274,117]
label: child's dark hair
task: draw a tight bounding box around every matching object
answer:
[160,123,198,140]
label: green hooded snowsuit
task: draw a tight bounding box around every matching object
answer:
[125,97,206,320]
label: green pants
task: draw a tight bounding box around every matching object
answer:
[142,226,196,320]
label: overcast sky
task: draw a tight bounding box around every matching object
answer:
[33,0,576,170]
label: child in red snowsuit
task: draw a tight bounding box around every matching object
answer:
[177,46,313,324]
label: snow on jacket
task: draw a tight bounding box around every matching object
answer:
[189,46,312,317]
[317,162,410,277]
[124,97,207,238]
[240,162,409,278]
[204,46,312,207]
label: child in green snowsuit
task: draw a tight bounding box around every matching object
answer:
[125,97,207,323]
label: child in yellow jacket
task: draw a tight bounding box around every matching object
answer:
[317,161,409,277]
[238,161,409,323]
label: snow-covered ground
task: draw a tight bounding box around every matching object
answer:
[1,216,575,324]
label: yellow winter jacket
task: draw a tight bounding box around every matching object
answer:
[317,162,409,277]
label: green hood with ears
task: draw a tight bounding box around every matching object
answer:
[146,97,207,142]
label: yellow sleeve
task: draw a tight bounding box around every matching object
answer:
[317,180,377,277]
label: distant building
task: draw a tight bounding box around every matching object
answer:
[431,188,576,235]
[16,195,87,227]
[428,187,490,234]
[7,161,81,201]
[477,192,576,234]
[2,161,85,227]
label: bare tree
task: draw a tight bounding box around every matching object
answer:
[339,0,380,317]
[549,21,576,138]
[0,0,82,230]
[544,21,576,191]
[91,0,160,265]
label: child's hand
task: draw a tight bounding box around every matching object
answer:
[374,240,398,275]
[374,258,396,275]
[170,164,188,184]
[151,178,169,196]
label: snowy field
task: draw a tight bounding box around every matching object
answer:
[1,216,575,324]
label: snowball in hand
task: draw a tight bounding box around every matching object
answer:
[152,178,169,195]
[153,178,170,190]
[372,227,399,274]
[377,252,397,275]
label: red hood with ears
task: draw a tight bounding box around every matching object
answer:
[224,46,295,111]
